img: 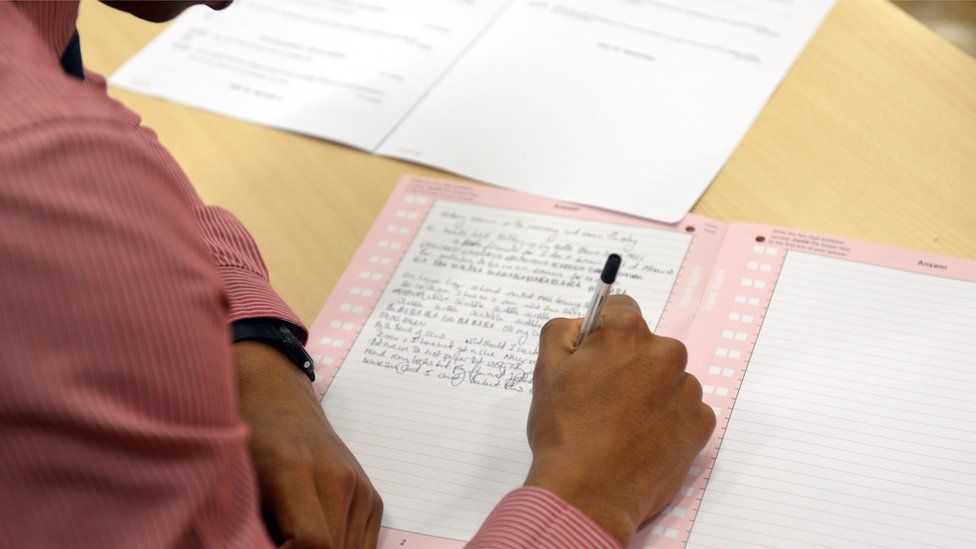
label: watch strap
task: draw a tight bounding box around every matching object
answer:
[231,318,315,382]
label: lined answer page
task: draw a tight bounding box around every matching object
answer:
[687,251,976,547]
[322,200,692,540]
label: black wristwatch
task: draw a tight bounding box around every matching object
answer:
[231,318,315,382]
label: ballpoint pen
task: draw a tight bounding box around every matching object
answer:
[576,254,622,346]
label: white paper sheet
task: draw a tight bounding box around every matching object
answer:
[110,0,508,149]
[687,251,976,547]
[378,0,834,221]
[110,0,833,222]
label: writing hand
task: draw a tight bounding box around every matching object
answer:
[524,295,715,546]
[234,341,383,549]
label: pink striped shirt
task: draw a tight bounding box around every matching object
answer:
[0,1,618,547]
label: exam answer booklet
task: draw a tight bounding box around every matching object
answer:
[306,176,976,548]
[109,0,833,222]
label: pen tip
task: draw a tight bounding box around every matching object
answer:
[601,254,622,284]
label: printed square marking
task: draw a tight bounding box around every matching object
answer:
[734,295,747,304]
[754,280,767,289]
[708,366,722,375]
[329,320,342,328]
[370,273,382,281]
[331,339,345,348]
[339,303,352,312]
[722,368,735,377]
[386,224,399,233]
[395,209,406,218]
[380,257,392,266]
[760,263,772,272]
[362,289,374,297]
[715,348,729,357]
[390,242,402,250]
[415,197,428,204]
[747,297,760,306]
[666,529,678,539]
[358,271,371,279]
[368,255,380,264]
[679,486,693,497]
[350,287,362,295]
[407,211,419,219]
[722,330,734,339]
[319,336,333,346]
[397,227,410,235]
[747,262,759,270]
[715,387,728,396]
[688,466,701,476]
[378,240,390,248]
[742,314,754,323]
[321,357,334,366]
[404,195,416,203]
[729,350,742,359]
[728,312,741,321]
[735,332,748,341]
[753,245,765,254]
[652,526,664,536]
[342,322,354,331]
[741,278,754,287]
[765,247,778,255]
[310,354,322,362]
[702,385,715,394]
[711,406,723,415]
[352,305,365,314]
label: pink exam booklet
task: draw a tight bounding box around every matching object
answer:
[306,176,976,548]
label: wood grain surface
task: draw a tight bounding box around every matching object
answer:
[77,0,976,324]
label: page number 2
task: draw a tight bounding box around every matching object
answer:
[400,539,407,546]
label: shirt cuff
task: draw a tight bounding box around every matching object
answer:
[219,266,307,344]
[468,487,621,548]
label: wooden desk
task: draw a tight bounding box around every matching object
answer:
[77,0,976,325]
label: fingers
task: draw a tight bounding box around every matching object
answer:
[603,293,642,316]
[362,495,383,549]
[680,373,717,445]
[316,468,354,548]
[312,457,383,549]
[339,474,381,549]
[596,294,648,334]
[535,317,582,383]
[271,464,333,549]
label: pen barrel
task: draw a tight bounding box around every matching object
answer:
[577,281,613,345]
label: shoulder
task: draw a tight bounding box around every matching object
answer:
[0,5,142,142]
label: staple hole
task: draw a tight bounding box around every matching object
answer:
[685,225,696,232]
[755,235,766,242]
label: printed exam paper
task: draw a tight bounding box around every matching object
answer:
[111,0,834,222]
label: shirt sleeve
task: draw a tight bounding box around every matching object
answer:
[84,70,308,342]
[468,487,621,548]
[0,118,272,547]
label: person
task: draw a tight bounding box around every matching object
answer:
[0,1,715,547]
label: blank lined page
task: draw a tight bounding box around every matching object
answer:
[322,200,692,540]
[688,251,976,547]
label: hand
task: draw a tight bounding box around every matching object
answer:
[234,341,383,548]
[524,295,715,546]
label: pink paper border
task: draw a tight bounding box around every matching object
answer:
[306,175,728,548]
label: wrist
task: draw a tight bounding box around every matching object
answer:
[524,454,640,547]
[233,341,316,405]
[231,318,314,382]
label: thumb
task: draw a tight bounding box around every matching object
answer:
[535,317,582,385]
